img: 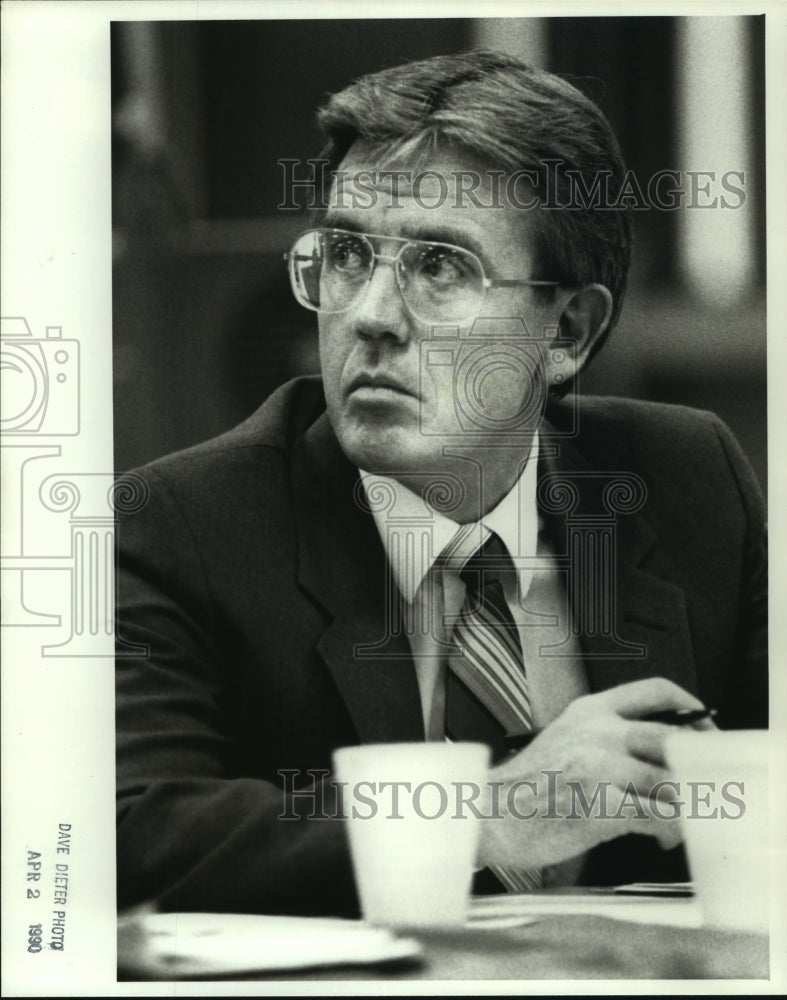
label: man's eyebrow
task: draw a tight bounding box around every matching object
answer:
[404,225,487,262]
[320,215,488,261]
[322,212,364,233]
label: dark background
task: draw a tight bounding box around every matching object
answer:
[111,17,766,491]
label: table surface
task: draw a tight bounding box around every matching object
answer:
[300,914,769,981]
[118,894,770,982]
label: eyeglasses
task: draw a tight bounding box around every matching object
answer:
[284,228,560,325]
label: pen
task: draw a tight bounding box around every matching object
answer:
[643,708,717,725]
[501,708,717,752]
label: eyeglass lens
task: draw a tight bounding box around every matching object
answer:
[289,230,486,323]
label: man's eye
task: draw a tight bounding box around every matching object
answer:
[326,237,368,273]
[418,248,469,285]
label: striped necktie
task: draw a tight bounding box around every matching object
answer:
[442,523,542,893]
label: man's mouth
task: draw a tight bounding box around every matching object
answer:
[347,373,418,399]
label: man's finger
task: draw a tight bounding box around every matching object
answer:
[587,785,683,850]
[602,755,669,796]
[654,819,684,851]
[602,677,707,719]
[625,720,677,765]
[691,715,718,732]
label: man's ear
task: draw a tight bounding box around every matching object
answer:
[548,284,613,386]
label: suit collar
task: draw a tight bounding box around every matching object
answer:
[537,416,658,568]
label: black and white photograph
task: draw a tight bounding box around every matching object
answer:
[2,2,786,994]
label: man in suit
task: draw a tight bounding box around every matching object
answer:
[115,51,767,916]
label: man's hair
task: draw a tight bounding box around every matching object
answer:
[316,50,633,356]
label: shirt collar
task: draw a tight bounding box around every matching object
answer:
[360,432,540,603]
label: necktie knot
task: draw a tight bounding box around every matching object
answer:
[438,522,512,581]
[460,531,510,592]
[436,522,488,573]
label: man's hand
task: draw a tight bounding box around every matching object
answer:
[477,678,716,870]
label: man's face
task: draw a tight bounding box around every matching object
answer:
[318,142,562,485]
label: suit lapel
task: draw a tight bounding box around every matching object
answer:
[538,422,698,697]
[291,413,424,744]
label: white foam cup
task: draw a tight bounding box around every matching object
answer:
[665,728,769,932]
[332,741,491,928]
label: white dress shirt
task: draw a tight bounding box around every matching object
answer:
[360,434,588,740]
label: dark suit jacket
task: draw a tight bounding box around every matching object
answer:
[115,376,767,916]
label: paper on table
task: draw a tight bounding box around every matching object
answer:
[469,891,703,928]
[117,911,422,978]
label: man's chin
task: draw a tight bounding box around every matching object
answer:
[333,423,440,478]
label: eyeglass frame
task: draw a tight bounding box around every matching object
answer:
[283,227,562,324]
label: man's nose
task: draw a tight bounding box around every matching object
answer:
[351,259,411,343]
